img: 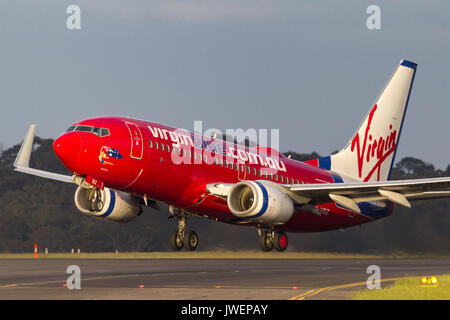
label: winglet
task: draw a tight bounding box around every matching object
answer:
[13,125,74,183]
[14,124,37,168]
[400,59,417,70]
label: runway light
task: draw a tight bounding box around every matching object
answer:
[62,283,67,287]
[139,285,144,288]
[420,276,439,287]
[292,286,298,290]
[216,286,221,289]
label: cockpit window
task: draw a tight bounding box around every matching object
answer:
[76,125,94,132]
[92,127,101,136]
[100,128,110,137]
[68,125,111,137]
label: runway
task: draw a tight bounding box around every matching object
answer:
[0,258,448,300]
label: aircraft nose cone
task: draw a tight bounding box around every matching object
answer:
[53,132,81,172]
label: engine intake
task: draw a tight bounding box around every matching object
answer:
[227,180,294,225]
[74,186,142,223]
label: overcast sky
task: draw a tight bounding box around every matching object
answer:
[0,0,449,169]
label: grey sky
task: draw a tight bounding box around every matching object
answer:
[0,0,449,169]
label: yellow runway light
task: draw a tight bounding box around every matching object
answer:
[420,276,439,287]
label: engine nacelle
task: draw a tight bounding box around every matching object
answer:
[74,186,142,223]
[227,180,294,225]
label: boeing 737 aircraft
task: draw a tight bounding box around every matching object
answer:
[14,60,450,251]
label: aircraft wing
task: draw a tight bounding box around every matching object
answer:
[207,177,450,213]
[14,124,74,183]
[286,177,450,212]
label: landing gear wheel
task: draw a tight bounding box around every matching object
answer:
[183,230,199,251]
[96,200,104,212]
[169,209,199,251]
[274,231,288,252]
[87,188,102,212]
[259,231,273,252]
[170,230,183,251]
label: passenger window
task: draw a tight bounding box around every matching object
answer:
[275,175,278,181]
[247,166,250,174]
[149,141,153,148]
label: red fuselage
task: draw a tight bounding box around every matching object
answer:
[53,116,392,232]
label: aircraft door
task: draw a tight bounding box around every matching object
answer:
[125,122,143,160]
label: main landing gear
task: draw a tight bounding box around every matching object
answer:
[169,208,199,251]
[258,230,288,252]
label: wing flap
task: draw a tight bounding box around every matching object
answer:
[288,177,450,206]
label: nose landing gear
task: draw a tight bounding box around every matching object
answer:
[87,188,104,212]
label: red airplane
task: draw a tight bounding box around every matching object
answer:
[14,60,450,251]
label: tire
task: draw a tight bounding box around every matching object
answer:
[170,230,183,251]
[258,231,273,252]
[274,231,288,252]
[183,230,199,251]
[88,201,96,212]
[96,200,104,212]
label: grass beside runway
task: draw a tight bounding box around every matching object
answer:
[351,275,450,300]
[0,250,448,259]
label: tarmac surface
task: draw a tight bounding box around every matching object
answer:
[0,258,448,300]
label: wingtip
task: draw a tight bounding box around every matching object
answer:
[14,124,37,169]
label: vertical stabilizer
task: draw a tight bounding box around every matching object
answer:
[306,60,417,182]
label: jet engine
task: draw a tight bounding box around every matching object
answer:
[227,180,294,225]
[74,186,142,223]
